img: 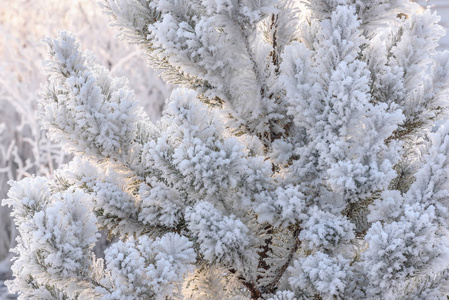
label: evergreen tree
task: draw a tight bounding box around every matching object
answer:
[4,0,449,299]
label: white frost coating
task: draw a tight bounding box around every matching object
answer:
[40,32,143,162]
[254,185,305,228]
[185,201,253,270]
[32,191,98,278]
[267,290,298,300]
[104,233,195,300]
[367,189,405,223]
[166,90,248,197]
[53,156,141,236]
[0,3,168,292]
[4,177,100,298]
[5,0,449,298]
[403,119,449,224]
[363,203,449,298]
[289,252,351,299]
[280,5,405,203]
[299,206,355,250]
[141,88,273,211]
[5,177,52,226]
[138,179,185,227]
[269,139,294,165]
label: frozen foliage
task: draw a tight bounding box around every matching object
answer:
[363,204,449,297]
[4,177,101,299]
[104,233,196,300]
[185,201,255,269]
[299,206,355,250]
[0,0,170,274]
[40,32,144,159]
[414,1,449,49]
[289,252,351,299]
[5,0,449,299]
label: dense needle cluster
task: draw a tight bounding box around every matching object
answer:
[4,0,449,299]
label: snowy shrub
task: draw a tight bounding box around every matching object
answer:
[4,0,449,299]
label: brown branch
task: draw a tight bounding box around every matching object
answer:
[385,119,424,144]
[257,225,274,281]
[261,227,301,295]
[269,13,280,74]
[229,268,262,299]
[229,226,301,298]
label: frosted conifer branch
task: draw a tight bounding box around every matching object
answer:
[5,0,449,298]
[40,32,149,166]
